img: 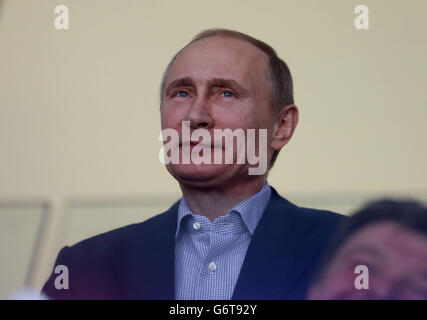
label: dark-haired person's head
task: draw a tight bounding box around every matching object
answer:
[308,199,427,300]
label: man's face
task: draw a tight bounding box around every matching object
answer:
[308,221,427,299]
[161,36,276,188]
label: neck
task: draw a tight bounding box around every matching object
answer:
[180,177,267,222]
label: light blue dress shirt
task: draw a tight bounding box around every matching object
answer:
[174,182,272,300]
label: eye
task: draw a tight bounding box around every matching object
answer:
[176,90,189,98]
[221,90,235,98]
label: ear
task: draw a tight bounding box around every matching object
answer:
[271,104,299,151]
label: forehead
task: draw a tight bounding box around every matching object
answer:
[337,221,427,262]
[167,36,270,86]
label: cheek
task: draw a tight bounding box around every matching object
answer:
[211,103,270,130]
[317,264,362,298]
[161,104,188,129]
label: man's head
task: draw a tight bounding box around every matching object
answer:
[160,29,298,190]
[308,200,427,300]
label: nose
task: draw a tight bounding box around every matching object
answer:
[186,96,214,129]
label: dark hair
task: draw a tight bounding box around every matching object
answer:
[159,28,294,168]
[313,199,427,285]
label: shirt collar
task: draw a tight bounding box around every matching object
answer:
[175,182,271,238]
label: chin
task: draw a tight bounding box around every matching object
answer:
[166,163,236,188]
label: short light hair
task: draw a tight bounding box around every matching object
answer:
[160,28,294,168]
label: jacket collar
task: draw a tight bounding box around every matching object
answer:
[122,202,178,299]
[123,187,325,299]
[231,187,324,299]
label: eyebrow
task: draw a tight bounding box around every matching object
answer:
[164,77,249,97]
[341,244,387,263]
[165,77,195,96]
[208,78,249,95]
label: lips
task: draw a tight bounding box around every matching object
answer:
[179,140,225,149]
[179,142,214,149]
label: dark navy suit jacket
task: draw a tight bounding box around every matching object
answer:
[42,187,345,299]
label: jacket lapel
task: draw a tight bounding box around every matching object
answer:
[119,189,328,299]
[121,202,178,299]
[232,188,323,299]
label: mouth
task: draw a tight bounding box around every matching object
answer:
[179,143,214,151]
[179,141,226,150]
[179,138,215,148]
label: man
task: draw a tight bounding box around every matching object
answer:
[308,200,427,300]
[42,29,344,299]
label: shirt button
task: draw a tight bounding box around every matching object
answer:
[193,222,201,230]
[208,262,217,271]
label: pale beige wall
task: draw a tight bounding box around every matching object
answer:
[0,0,426,298]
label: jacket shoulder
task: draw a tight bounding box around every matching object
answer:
[270,187,347,231]
[70,207,174,252]
[41,203,178,299]
[297,206,347,228]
